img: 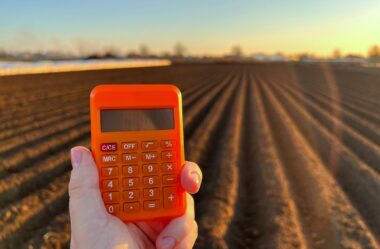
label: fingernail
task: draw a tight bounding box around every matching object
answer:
[190,171,200,185]
[160,236,176,249]
[70,148,83,168]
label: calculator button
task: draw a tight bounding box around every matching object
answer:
[124,202,140,212]
[161,163,175,173]
[143,164,159,174]
[101,143,117,152]
[161,140,175,149]
[143,176,159,187]
[101,167,118,177]
[102,154,118,164]
[102,179,119,190]
[162,175,177,185]
[163,187,179,209]
[122,165,139,176]
[106,204,119,214]
[144,200,160,210]
[161,151,175,161]
[124,190,139,202]
[142,141,158,150]
[122,153,138,163]
[143,188,160,199]
[123,177,139,189]
[102,191,119,203]
[142,152,158,162]
[122,142,138,151]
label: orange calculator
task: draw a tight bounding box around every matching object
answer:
[90,84,186,222]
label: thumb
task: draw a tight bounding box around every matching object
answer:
[69,146,108,229]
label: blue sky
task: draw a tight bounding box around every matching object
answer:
[1,0,380,56]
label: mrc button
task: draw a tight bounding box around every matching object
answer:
[101,143,117,152]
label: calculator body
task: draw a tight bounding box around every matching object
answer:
[90,84,186,222]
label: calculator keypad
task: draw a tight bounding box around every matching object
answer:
[100,140,179,215]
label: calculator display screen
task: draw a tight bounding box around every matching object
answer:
[101,108,174,132]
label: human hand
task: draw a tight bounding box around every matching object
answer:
[69,146,202,249]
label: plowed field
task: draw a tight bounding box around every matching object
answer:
[0,63,379,249]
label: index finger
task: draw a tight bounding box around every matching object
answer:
[180,161,203,194]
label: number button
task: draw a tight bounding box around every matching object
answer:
[102,154,118,164]
[143,188,160,199]
[102,192,119,203]
[143,176,159,187]
[162,175,177,185]
[144,200,160,210]
[161,140,175,149]
[161,163,175,173]
[124,202,140,212]
[163,187,179,209]
[124,190,139,202]
[123,177,139,188]
[123,165,139,176]
[142,141,158,150]
[161,151,175,161]
[143,164,159,174]
[122,142,138,151]
[102,179,118,190]
[101,167,118,177]
[106,204,119,214]
[122,153,138,163]
[142,152,158,162]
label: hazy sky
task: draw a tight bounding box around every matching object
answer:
[1,0,380,56]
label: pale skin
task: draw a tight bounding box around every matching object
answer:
[69,146,203,249]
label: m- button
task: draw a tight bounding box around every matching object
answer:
[122,153,138,163]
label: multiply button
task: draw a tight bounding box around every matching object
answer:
[122,142,138,151]
[142,141,158,150]
[161,151,175,161]
[101,143,117,152]
[142,152,158,162]
[102,154,117,164]
[163,187,179,208]
[122,153,138,163]
[161,140,175,149]
[161,163,175,172]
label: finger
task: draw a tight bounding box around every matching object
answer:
[180,161,202,194]
[156,194,195,249]
[175,220,198,249]
[69,146,108,230]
